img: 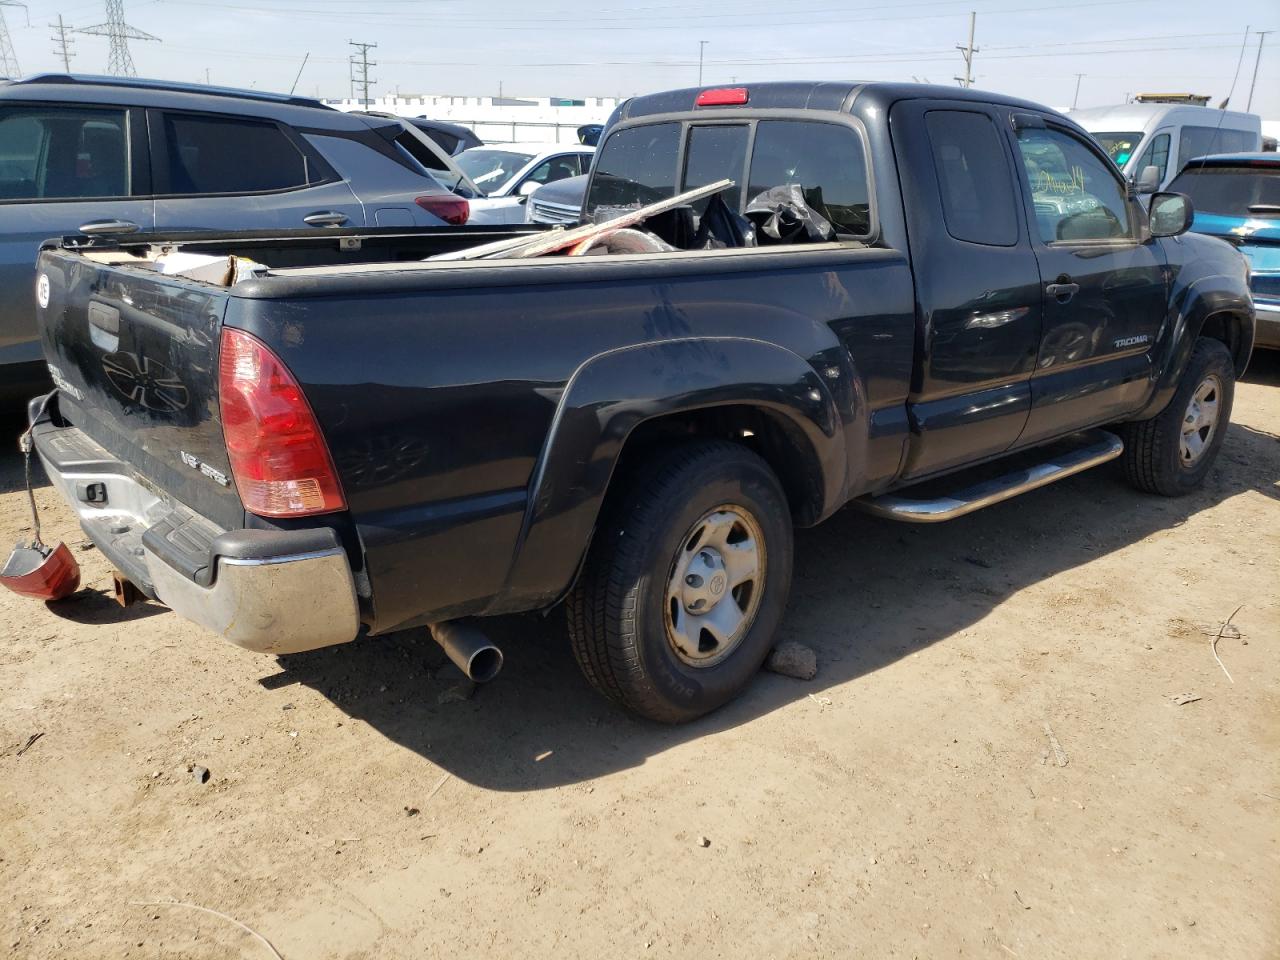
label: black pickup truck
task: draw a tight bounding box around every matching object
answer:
[28,82,1254,722]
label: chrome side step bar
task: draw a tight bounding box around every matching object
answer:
[857,429,1124,523]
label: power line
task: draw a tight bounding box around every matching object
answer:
[349,40,375,104]
[78,0,160,77]
[51,15,76,72]
[0,1,26,78]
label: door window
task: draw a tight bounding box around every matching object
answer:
[0,106,129,200]
[748,120,871,236]
[1134,132,1171,184]
[1014,126,1131,242]
[682,124,749,212]
[162,114,310,195]
[923,110,1019,246]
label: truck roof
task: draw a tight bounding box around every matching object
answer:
[615,80,1067,123]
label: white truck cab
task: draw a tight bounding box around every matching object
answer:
[1072,96,1261,191]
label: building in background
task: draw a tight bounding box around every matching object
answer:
[325,94,622,144]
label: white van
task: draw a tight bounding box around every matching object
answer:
[1071,100,1261,191]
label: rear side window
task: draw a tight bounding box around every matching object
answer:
[587,122,679,215]
[748,120,871,236]
[1177,125,1260,170]
[1134,132,1171,184]
[683,124,749,212]
[162,114,310,195]
[924,110,1019,246]
[0,106,129,201]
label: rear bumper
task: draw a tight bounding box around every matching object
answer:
[1253,299,1280,349]
[31,411,360,654]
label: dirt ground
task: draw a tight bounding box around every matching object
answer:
[2,355,1277,960]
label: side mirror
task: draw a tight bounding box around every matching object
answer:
[1149,192,1194,238]
[1135,164,1160,195]
[517,180,540,198]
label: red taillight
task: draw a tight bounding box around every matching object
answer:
[416,194,470,225]
[218,328,346,518]
[695,87,749,107]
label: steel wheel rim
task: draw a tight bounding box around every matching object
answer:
[1179,374,1222,467]
[664,504,766,668]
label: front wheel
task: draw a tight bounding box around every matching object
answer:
[1119,337,1235,496]
[566,440,794,723]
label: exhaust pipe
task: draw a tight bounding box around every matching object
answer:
[429,619,504,683]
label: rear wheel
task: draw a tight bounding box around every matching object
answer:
[566,440,794,723]
[1119,337,1235,496]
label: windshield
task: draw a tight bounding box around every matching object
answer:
[455,148,535,196]
[1091,131,1144,169]
[1166,166,1280,218]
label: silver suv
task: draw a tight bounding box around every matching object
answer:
[0,74,472,399]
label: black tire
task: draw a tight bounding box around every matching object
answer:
[566,440,794,723]
[1119,337,1235,496]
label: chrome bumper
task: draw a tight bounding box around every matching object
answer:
[34,419,360,655]
[1253,300,1280,349]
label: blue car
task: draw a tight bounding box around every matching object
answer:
[1168,153,1280,350]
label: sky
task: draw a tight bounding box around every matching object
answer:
[2,0,1277,117]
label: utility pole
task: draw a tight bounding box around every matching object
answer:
[954,10,977,89]
[0,1,26,78]
[78,0,159,78]
[1247,31,1272,112]
[698,40,708,87]
[51,15,75,72]
[349,40,376,106]
[1072,73,1084,109]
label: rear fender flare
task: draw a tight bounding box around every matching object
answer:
[497,337,848,611]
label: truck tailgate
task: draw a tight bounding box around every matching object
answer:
[36,249,244,531]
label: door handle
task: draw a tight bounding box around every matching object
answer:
[79,219,141,236]
[1046,281,1080,301]
[303,211,349,227]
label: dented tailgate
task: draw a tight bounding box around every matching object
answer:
[36,248,244,531]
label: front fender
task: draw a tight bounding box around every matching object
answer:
[1134,241,1254,420]
[494,337,847,613]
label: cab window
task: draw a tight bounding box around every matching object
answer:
[0,106,129,201]
[587,122,679,215]
[1014,126,1131,242]
[748,120,871,236]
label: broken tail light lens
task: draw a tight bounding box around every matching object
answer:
[695,87,749,107]
[416,194,471,225]
[218,327,346,518]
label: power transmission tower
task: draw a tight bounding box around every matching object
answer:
[1247,31,1272,112]
[954,10,978,89]
[51,15,74,72]
[349,40,376,105]
[0,1,26,79]
[78,0,159,78]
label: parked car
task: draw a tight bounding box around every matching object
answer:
[526,173,586,224]
[27,81,1254,723]
[1072,99,1261,192]
[1168,153,1280,349]
[577,124,603,146]
[0,73,473,401]
[453,143,594,224]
